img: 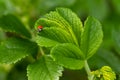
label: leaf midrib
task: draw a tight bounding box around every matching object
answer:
[43,57,53,80]
[56,11,79,46]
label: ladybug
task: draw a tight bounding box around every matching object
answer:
[37,25,43,32]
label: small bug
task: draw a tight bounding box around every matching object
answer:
[37,25,43,32]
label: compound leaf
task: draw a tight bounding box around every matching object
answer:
[35,8,83,46]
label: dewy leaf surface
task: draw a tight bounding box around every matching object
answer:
[51,43,85,70]
[35,8,83,46]
[0,14,31,38]
[81,16,103,59]
[27,56,63,80]
[36,27,75,47]
[0,37,38,64]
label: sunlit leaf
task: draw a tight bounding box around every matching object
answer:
[36,27,74,47]
[56,8,83,46]
[35,8,83,46]
[81,16,103,59]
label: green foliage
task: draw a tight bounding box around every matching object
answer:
[0,0,119,79]
[27,56,63,80]
[35,8,83,46]
[51,43,84,69]
[81,16,103,59]
[91,66,116,80]
[56,8,83,46]
[35,8,103,79]
[0,37,38,64]
[36,27,74,47]
[0,14,31,38]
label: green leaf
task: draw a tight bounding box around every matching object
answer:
[0,37,38,64]
[56,8,83,46]
[27,56,63,80]
[51,43,85,70]
[81,16,103,59]
[36,27,75,47]
[35,18,63,29]
[0,14,31,38]
[35,8,83,46]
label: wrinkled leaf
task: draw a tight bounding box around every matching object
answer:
[35,8,83,46]
[51,43,85,70]
[0,37,38,64]
[27,56,63,80]
[56,8,83,46]
[81,16,103,59]
[36,27,75,47]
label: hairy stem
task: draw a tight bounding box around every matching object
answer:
[84,60,94,80]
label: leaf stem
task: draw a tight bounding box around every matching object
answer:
[36,47,45,59]
[84,60,94,80]
[40,47,45,55]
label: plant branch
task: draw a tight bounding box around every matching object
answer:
[36,47,45,60]
[84,60,94,80]
[40,47,45,55]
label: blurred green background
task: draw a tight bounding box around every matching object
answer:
[0,0,120,80]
